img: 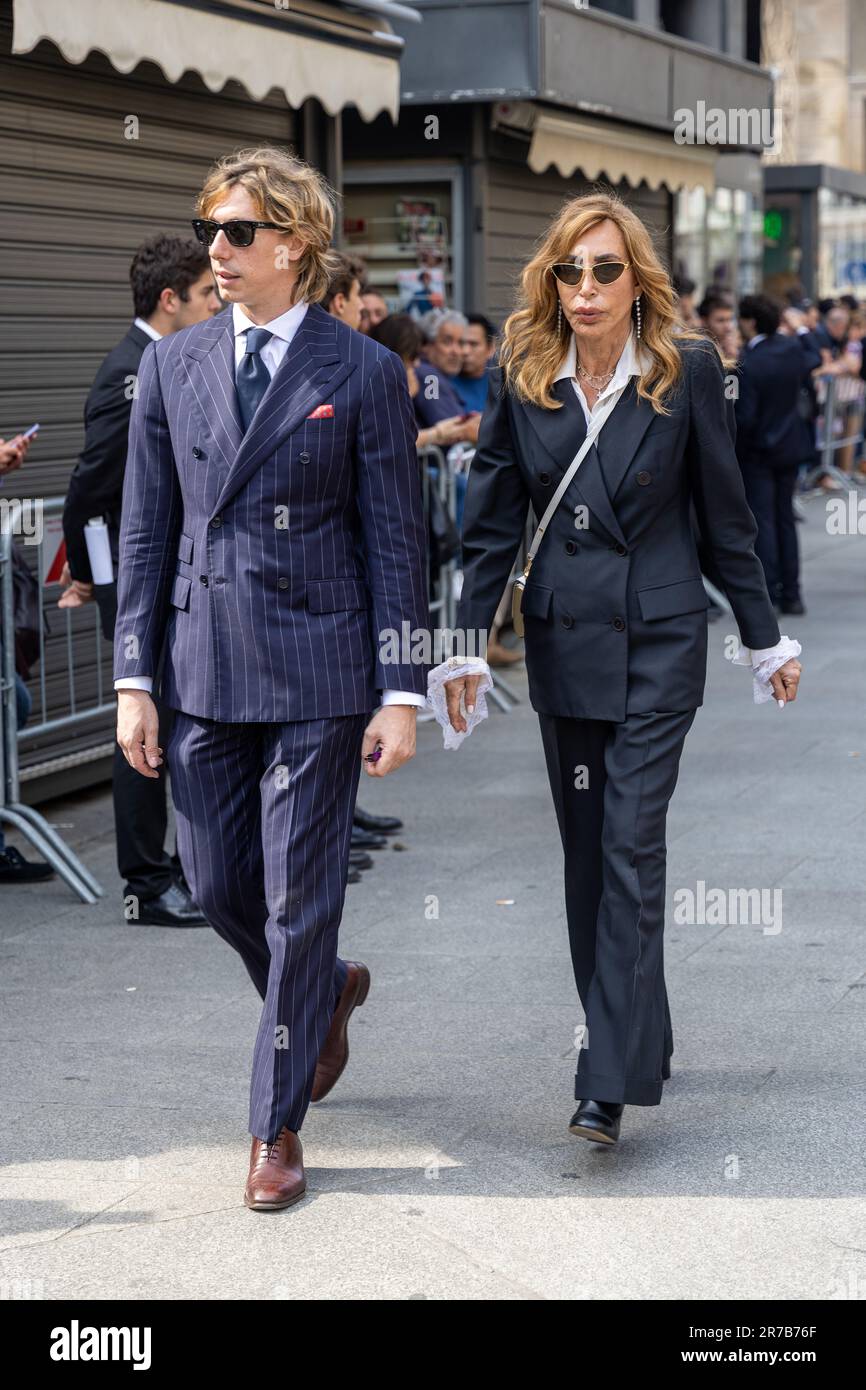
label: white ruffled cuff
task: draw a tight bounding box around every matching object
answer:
[426,655,494,749]
[730,635,802,704]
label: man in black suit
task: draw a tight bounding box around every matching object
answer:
[735,295,823,615]
[62,235,219,924]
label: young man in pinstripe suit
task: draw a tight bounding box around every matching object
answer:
[114,148,430,1210]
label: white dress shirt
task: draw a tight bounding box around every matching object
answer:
[133,316,162,344]
[554,325,651,426]
[550,328,794,677]
[116,300,424,708]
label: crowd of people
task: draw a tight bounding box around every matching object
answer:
[1,234,857,897]
[674,275,866,617]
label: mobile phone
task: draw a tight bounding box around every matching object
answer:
[22,423,40,439]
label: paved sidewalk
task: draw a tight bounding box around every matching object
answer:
[1,497,863,1301]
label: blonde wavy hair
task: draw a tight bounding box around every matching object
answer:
[499,191,705,415]
[197,146,344,306]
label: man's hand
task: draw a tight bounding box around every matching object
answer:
[117,690,163,778]
[780,307,806,334]
[769,657,802,705]
[361,705,417,777]
[57,560,94,608]
[444,675,482,733]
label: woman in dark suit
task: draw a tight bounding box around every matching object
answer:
[443,193,802,1144]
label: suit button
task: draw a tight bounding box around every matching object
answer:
[539,471,551,485]
[614,542,628,556]
[199,575,208,587]
[612,615,626,631]
[561,615,574,630]
[564,540,577,555]
[299,451,311,464]
[192,446,203,459]
[636,470,652,486]
[210,516,222,528]
[277,577,289,590]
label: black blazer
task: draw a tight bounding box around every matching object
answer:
[735,332,823,468]
[456,340,781,722]
[63,323,151,583]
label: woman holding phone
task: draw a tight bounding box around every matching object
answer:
[440,193,802,1144]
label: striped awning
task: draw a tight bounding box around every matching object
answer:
[529,110,716,194]
[12,0,411,122]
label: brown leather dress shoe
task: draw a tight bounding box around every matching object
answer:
[310,961,371,1102]
[244,1128,306,1211]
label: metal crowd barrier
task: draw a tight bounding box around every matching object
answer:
[0,447,524,897]
[805,372,866,491]
[0,497,105,902]
[419,441,522,713]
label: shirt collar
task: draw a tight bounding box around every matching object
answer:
[553,329,649,393]
[747,333,767,349]
[133,316,162,342]
[232,299,308,342]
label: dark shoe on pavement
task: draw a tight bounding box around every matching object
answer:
[0,846,55,882]
[311,961,371,1102]
[346,868,362,885]
[244,1128,306,1211]
[569,1098,625,1145]
[349,850,373,872]
[354,805,402,834]
[351,826,387,850]
[128,881,209,927]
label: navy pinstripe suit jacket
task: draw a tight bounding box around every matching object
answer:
[113,302,430,722]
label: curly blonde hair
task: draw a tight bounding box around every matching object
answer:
[196,145,344,306]
[499,191,705,415]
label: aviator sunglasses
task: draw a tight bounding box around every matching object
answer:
[192,218,285,248]
[549,259,632,287]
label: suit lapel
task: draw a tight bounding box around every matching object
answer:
[522,379,625,546]
[212,302,356,514]
[594,377,656,500]
[181,309,244,470]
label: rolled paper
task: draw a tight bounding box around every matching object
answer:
[84,516,114,583]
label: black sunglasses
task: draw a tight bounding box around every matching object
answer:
[549,260,631,287]
[191,218,285,248]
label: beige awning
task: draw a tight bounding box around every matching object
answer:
[12,0,403,122]
[529,111,716,194]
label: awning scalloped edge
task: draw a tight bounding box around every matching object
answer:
[12,0,399,123]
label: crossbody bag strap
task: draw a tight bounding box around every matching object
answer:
[521,387,619,581]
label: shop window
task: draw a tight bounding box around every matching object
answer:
[342,182,454,317]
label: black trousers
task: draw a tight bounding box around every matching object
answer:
[740,459,801,603]
[538,708,696,1106]
[97,581,181,901]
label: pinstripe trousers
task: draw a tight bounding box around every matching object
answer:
[165,709,368,1143]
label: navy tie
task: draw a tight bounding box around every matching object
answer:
[236,327,273,432]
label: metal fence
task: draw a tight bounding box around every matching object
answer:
[1,497,106,901]
[806,372,866,491]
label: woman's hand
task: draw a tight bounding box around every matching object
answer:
[769,657,801,705]
[0,435,30,474]
[444,674,482,732]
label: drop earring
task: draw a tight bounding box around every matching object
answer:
[634,295,642,340]
[557,301,563,334]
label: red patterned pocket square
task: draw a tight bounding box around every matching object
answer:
[307,403,334,419]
